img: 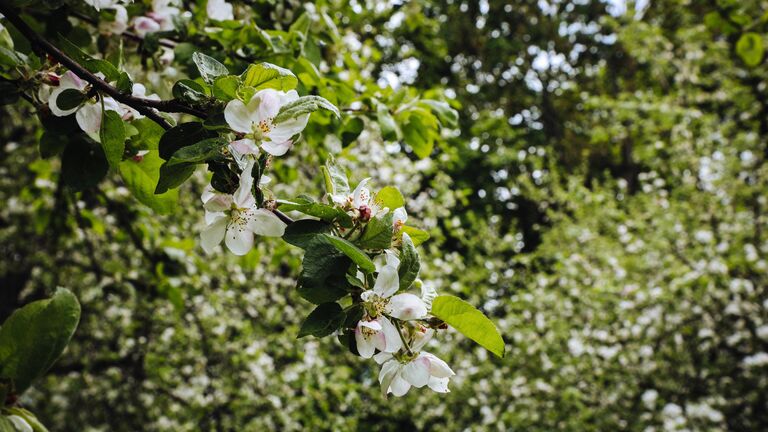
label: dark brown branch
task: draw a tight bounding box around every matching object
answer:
[0,5,207,130]
[272,209,294,225]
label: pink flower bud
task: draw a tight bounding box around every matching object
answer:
[359,205,372,221]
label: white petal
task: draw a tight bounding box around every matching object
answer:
[201,185,216,204]
[268,114,309,143]
[423,352,455,378]
[387,293,428,320]
[373,263,399,298]
[355,324,376,359]
[224,98,254,133]
[411,328,434,351]
[204,210,224,225]
[230,138,259,157]
[384,250,401,268]
[59,71,86,90]
[207,0,234,20]
[260,139,292,156]
[379,317,403,353]
[200,215,227,253]
[133,16,161,38]
[225,224,254,255]
[203,194,234,212]
[420,282,437,310]
[248,209,287,237]
[402,356,431,388]
[427,376,451,393]
[352,178,371,208]
[393,207,408,226]
[378,359,400,395]
[7,415,32,432]
[373,351,394,365]
[253,89,283,121]
[359,320,383,331]
[389,374,411,396]
[76,103,103,134]
[233,163,256,208]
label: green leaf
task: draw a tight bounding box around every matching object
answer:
[273,95,340,124]
[374,186,405,210]
[431,295,505,358]
[401,110,438,159]
[192,52,229,84]
[0,416,14,432]
[398,232,420,290]
[321,157,350,197]
[55,88,86,111]
[297,237,351,304]
[358,212,394,250]
[39,132,67,159]
[212,75,240,101]
[58,37,120,82]
[419,99,459,128]
[376,101,399,141]
[60,135,109,190]
[115,72,133,94]
[401,225,430,246]
[736,32,764,67]
[340,116,364,147]
[240,62,298,91]
[99,109,125,169]
[5,408,49,432]
[321,234,376,273]
[278,196,353,228]
[155,162,197,194]
[166,137,228,166]
[0,288,81,394]
[119,150,178,214]
[283,219,333,249]
[158,122,217,160]
[172,79,208,103]
[297,303,345,338]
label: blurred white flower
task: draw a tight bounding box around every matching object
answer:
[207,0,234,21]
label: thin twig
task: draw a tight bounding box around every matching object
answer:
[0,5,207,130]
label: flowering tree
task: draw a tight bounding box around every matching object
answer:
[0,0,504,429]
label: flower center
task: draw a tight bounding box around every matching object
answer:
[252,118,273,140]
[229,206,252,232]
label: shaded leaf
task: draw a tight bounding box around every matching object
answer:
[298,303,344,338]
[322,234,376,273]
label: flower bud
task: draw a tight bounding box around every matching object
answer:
[359,204,372,221]
[42,72,60,86]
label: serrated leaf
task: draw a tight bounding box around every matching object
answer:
[322,157,350,197]
[401,225,430,246]
[737,32,764,67]
[298,302,345,338]
[279,197,353,228]
[321,234,376,273]
[192,52,228,84]
[431,295,505,358]
[358,212,394,250]
[0,288,81,394]
[374,186,405,210]
[99,109,125,169]
[119,150,178,213]
[61,135,108,190]
[240,62,298,91]
[158,122,217,160]
[419,99,459,128]
[172,79,208,103]
[297,237,351,304]
[283,219,333,249]
[212,75,240,101]
[398,232,419,290]
[155,162,196,194]
[273,95,340,124]
[55,88,86,111]
[166,137,228,166]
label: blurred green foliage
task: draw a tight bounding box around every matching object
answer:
[1,0,768,430]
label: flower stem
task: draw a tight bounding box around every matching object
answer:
[392,318,413,356]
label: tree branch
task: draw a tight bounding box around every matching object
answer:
[0,5,207,130]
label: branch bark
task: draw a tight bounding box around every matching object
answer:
[0,5,207,130]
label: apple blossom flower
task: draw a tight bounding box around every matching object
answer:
[46,71,122,134]
[207,0,234,21]
[224,89,310,157]
[354,252,430,357]
[132,0,179,38]
[200,161,286,255]
[374,349,455,396]
[99,5,129,35]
